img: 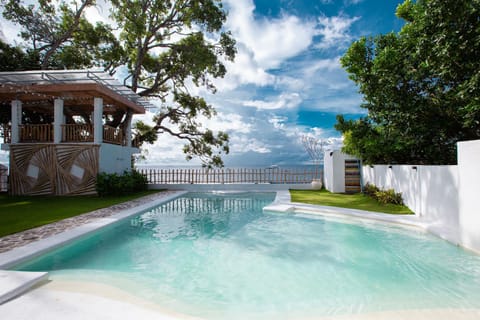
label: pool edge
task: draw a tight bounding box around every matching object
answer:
[265,192,475,255]
[0,190,188,270]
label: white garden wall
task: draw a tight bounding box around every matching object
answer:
[457,140,480,253]
[361,139,480,253]
[362,165,459,226]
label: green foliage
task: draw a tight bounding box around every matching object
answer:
[337,0,480,165]
[363,183,379,198]
[96,170,148,197]
[1,0,122,70]
[375,189,404,206]
[133,120,158,145]
[363,183,404,206]
[0,40,40,71]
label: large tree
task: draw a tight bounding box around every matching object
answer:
[1,0,236,167]
[110,0,235,167]
[1,0,122,70]
[336,0,480,165]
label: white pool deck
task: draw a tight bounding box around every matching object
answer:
[0,189,475,320]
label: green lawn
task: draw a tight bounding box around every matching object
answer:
[290,189,413,215]
[0,190,161,237]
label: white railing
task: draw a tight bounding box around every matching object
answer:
[138,168,320,185]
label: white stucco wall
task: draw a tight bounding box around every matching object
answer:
[360,139,480,252]
[323,151,334,192]
[323,151,358,193]
[99,144,138,174]
[457,140,480,252]
[362,165,459,225]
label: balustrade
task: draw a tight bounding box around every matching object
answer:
[20,124,53,142]
[137,168,320,185]
[62,124,94,142]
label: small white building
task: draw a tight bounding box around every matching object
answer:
[323,150,361,193]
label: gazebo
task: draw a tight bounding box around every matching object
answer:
[0,70,149,195]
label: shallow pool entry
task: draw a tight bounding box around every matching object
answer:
[15,192,480,319]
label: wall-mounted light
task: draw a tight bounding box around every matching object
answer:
[412,166,417,170]
[369,165,374,168]
[388,165,392,169]
[329,151,333,156]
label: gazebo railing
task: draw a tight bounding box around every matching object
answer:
[1,124,11,144]
[62,124,94,142]
[20,124,53,142]
[3,123,134,147]
[103,125,124,145]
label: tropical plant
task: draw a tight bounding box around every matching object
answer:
[96,170,148,196]
[336,0,480,165]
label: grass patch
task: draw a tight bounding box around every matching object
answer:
[290,189,413,215]
[0,190,161,237]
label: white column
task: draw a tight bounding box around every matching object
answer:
[93,97,103,144]
[125,115,132,147]
[11,100,22,143]
[53,98,64,143]
[458,140,480,253]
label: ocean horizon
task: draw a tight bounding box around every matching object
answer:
[135,164,323,170]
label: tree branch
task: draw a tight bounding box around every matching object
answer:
[41,0,93,69]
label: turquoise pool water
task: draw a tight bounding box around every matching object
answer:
[15,192,480,319]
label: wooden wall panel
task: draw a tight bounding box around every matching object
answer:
[9,144,99,196]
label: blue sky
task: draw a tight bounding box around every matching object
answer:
[0,0,406,167]
[184,0,406,167]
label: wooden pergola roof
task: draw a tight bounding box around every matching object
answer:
[0,70,150,114]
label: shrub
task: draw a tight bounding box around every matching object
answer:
[374,189,404,205]
[364,183,404,205]
[96,170,148,196]
[363,183,379,197]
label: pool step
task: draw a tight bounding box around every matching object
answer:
[263,204,295,213]
[0,270,49,304]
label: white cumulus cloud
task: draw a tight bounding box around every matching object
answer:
[219,0,318,90]
[316,15,360,49]
[243,93,302,110]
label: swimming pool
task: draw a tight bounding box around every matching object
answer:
[14,192,480,319]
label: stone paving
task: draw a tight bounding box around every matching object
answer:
[0,191,179,253]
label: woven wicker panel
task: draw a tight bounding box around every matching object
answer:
[9,144,99,196]
[56,144,99,195]
[9,144,55,195]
